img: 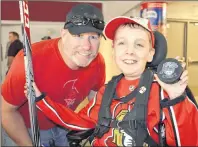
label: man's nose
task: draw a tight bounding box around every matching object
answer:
[82,38,91,50]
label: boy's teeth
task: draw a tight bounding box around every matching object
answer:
[123,59,136,64]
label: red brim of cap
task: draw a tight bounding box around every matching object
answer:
[104,16,155,47]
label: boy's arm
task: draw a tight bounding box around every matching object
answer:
[161,94,198,146]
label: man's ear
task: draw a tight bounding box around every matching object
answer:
[60,29,68,38]
[147,48,155,62]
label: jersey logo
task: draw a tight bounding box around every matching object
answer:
[64,98,76,107]
[63,79,80,108]
[111,110,136,147]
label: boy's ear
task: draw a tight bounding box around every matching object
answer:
[111,42,115,59]
[147,48,155,62]
[112,42,114,48]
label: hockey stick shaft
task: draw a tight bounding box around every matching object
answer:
[19,0,40,146]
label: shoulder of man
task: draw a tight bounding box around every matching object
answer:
[17,39,23,47]
[9,38,59,64]
[13,40,23,50]
[7,41,21,56]
[97,52,105,63]
[8,41,16,48]
[31,38,59,54]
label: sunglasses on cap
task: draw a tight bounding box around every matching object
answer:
[64,15,105,30]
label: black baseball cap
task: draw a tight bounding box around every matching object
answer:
[64,3,104,35]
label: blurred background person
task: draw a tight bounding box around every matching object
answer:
[41,36,51,40]
[7,31,23,71]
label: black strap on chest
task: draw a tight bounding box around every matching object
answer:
[94,69,159,146]
[113,88,138,103]
[120,69,157,146]
[94,73,123,138]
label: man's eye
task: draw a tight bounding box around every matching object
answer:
[78,34,83,37]
[90,35,99,39]
[74,34,83,38]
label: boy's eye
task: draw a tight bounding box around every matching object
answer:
[137,44,144,47]
[118,42,124,45]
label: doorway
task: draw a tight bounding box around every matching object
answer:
[167,19,198,101]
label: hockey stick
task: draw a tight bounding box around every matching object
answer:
[19,0,41,146]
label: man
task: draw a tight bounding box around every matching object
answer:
[7,31,23,69]
[29,17,197,146]
[1,4,105,146]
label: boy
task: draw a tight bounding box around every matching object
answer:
[25,17,198,146]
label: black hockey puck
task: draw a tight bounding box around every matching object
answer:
[157,58,183,84]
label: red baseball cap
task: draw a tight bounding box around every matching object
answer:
[104,16,155,47]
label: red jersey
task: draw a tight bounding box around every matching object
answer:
[1,38,105,130]
[37,77,198,146]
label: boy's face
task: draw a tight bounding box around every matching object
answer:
[113,25,155,79]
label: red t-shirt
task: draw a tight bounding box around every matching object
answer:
[1,38,105,130]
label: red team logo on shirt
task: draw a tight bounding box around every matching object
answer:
[63,79,80,108]
[64,98,76,107]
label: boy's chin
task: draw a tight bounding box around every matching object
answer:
[122,71,142,80]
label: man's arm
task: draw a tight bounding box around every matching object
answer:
[7,56,14,69]
[1,50,33,146]
[1,97,33,146]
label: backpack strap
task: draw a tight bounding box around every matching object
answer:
[94,74,123,138]
[120,69,158,146]
[113,88,138,103]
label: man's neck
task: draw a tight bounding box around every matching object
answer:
[11,39,17,43]
[58,39,79,70]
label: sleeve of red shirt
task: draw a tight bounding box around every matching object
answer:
[162,94,198,146]
[92,53,106,91]
[36,86,106,131]
[1,50,27,106]
[36,95,95,131]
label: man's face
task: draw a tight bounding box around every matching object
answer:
[9,33,17,43]
[61,29,100,69]
[113,25,154,79]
